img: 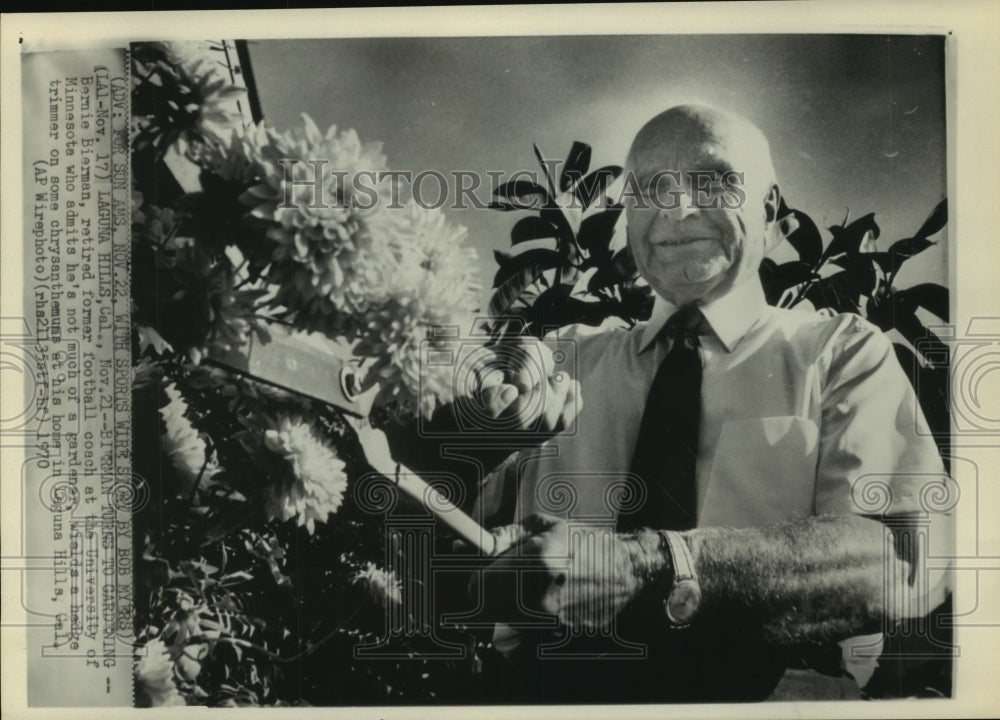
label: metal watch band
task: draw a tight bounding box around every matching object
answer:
[664,530,696,583]
[662,530,700,626]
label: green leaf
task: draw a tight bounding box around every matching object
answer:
[587,247,638,293]
[489,250,567,317]
[868,252,894,274]
[894,311,950,369]
[841,260,879,298]
[576,205,624,255]
[491,248,563,288]
[825,212,879,260]
[510,216,559,245]
[758,258,780,305]
[914,198,947,239]
[533,284,610,330]
[618,282,655,321]
[559,141,592,193]
[830,254,862,270]
[533,143,558,196]
[784,208,824,266]
[539,207,578,249]
[488,199,539,212]
[893,283,950,322]
[888,236,936,264]
[802,271,863,314]
[574,166,623,210]
[761,260,813,298]
[493,180,549,209]
[847,212,881,240]
[859,229,879,254]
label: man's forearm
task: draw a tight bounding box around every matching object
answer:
[480,511,948,645]
[642,513,942,645]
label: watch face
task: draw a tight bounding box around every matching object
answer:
[665,579,701,625]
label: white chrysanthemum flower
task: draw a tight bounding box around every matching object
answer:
[355,202,483,419]
[159,383,219,493]
[132,41,247,156]
[196,128,259,186]
[161,41,227,76]
[366,201,481,310]
[240,115,398,316]
[263,414,348,534]
[161,42,247,143]
[198,120,484,420]
[351,561,403,607]
[355,299,468,421]
[135,638,186,707]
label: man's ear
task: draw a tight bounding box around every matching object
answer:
[762,184,784,251]
[763,183,781,223]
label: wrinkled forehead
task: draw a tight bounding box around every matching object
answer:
[627,108,776,185]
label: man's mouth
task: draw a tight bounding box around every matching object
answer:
[651,236,716,247]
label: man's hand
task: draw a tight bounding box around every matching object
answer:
[476,339,582,432]
[477,513,670,630]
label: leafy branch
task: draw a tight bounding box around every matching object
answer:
[487,141,653,340]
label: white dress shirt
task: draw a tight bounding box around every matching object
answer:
[484,276,946,527]
[480,276,951,685]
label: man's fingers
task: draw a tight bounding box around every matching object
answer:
[506,384,543,428]
[471,339,579,431]
[480,380,546,428]
[521,512,562,536]
[480,383,519,419]
[482,374,580,431]
[486,513,561,557]
[506,339,556,393]
[458,350,501,399]
[561,378,583,428]
[542,372,572,430]
[489,521,534,556]
[476,366,505,392]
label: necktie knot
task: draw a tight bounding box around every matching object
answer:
[665,305,705,348]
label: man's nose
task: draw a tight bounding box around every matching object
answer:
[659,187,700,222]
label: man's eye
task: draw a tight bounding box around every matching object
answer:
[643,179,680,197]
[638,181,660,198]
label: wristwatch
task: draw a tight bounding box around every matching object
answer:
[661,530,701,627]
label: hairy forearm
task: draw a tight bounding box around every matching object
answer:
[639,514,934,645]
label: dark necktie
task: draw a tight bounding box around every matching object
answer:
[617,304,704,532]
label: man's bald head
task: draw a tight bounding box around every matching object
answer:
[627,104,777,191]
[624,104,782,307]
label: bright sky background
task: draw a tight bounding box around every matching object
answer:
[248,34,947,310]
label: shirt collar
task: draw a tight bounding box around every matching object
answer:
[638,276,768,354]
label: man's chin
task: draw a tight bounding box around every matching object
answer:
[634,247,736,303]
[654,264,729,303]
[650,277,723,306]
[679,260,728,284]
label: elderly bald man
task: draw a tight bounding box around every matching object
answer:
[470,105,953,703]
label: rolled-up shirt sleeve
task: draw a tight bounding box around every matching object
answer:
[815,315,954,619]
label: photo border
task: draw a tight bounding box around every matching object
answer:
[2,3,998,718]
